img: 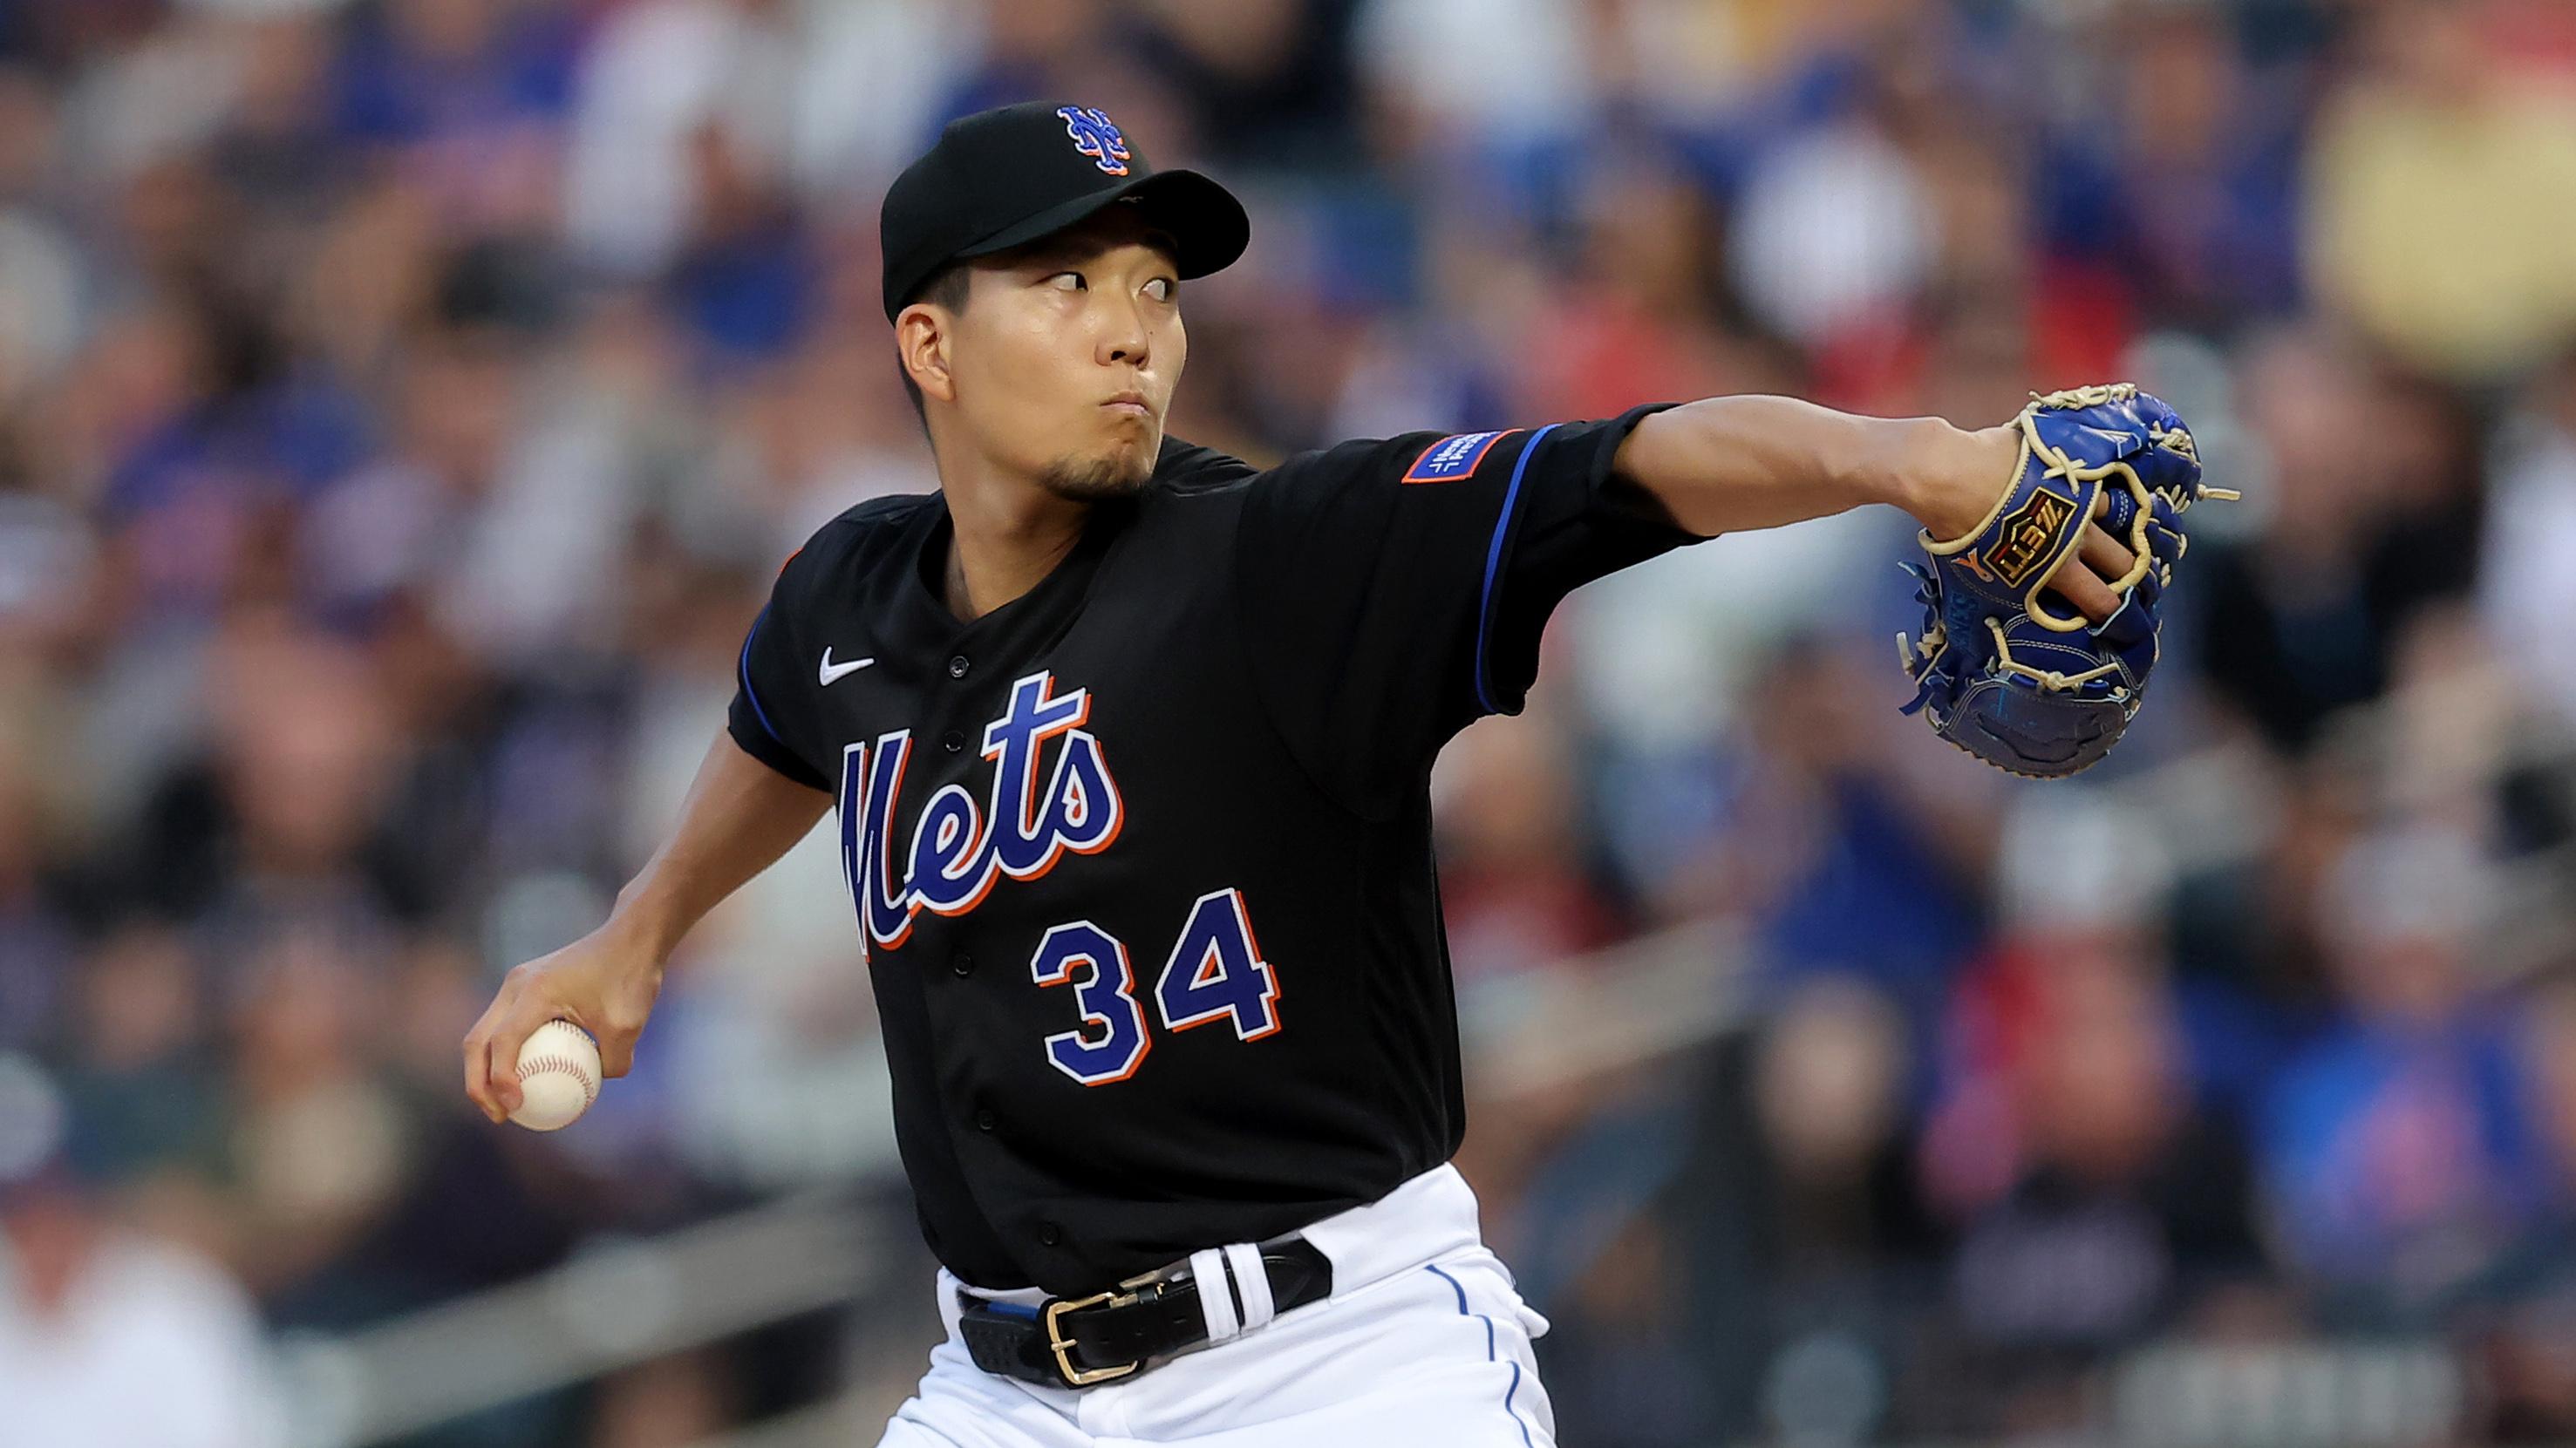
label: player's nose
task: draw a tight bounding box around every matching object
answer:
[1094,296,1150,370]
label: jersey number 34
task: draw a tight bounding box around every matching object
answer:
[1029,887,1282,1086]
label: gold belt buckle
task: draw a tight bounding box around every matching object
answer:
[1043,1288,1142,1387]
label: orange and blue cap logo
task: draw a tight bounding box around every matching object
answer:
[1058,106,1132,176]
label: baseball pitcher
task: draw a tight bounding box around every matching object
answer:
[463,101,2220,1446]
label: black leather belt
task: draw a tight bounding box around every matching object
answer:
[957,1237,1333,1388]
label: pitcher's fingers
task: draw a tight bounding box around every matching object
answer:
[2079,521,2137,584]
[462,989,515,1122]
[598,1031,637,1078]
[485,1003,549,1119]
[2045,554,2122,624]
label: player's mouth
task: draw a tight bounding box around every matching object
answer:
[1102,392,1153,421]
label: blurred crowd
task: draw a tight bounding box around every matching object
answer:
[3,0,2576,1445]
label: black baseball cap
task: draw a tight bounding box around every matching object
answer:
[880,102,1251,323]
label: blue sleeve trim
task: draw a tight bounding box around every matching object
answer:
[737,605,793,748]
[1424,1264,1537,1448]
[1472,424,1559,717]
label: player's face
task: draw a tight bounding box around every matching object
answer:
[949,211,1187,500]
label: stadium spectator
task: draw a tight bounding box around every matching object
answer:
[0,1055,285,1448]
[2259,824,2541,1321]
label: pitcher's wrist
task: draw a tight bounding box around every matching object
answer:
[604,887,685,968]
[1896,419,2017,540]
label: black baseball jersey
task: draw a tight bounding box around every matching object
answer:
[727,404,1693,1295]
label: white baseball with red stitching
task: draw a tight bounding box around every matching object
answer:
[509,1020,603,1132]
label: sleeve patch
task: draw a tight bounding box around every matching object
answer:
[1401,430,1516,484]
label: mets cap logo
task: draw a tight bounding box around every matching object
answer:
[1057,105,1132,176]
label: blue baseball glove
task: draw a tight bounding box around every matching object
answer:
[1898,383,2232,778]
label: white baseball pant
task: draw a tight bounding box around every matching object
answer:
[874,1165,1555,1447]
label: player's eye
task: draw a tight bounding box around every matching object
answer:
[1047,271,1087,292]
[1143,277,1176,303]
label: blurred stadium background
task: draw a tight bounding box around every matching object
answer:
[3,0,2576,1445]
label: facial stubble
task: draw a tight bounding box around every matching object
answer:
[1037,443,1155,501]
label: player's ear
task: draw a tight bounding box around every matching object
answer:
[896,303,957,406]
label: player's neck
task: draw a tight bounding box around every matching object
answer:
[937,472,1092,623]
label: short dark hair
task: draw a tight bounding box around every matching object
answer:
[896,263,974,427]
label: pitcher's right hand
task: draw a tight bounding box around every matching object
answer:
[463,925,664,1124]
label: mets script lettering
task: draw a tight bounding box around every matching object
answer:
[837,671,1124,951]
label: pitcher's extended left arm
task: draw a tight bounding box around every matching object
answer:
[1614,396,2138,622]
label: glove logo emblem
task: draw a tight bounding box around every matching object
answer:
[1981,488,2075,589]
[1057,106,1133,176]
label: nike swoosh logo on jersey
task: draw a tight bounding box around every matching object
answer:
[818,649,876,686]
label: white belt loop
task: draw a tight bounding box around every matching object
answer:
[1188,1247,1241,1343]
[1223,1242,1276,1331]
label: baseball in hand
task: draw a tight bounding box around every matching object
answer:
[510,1020,603,1132]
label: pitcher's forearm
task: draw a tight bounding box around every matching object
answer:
[1616,397,2011,540]
[609,731,833,961]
